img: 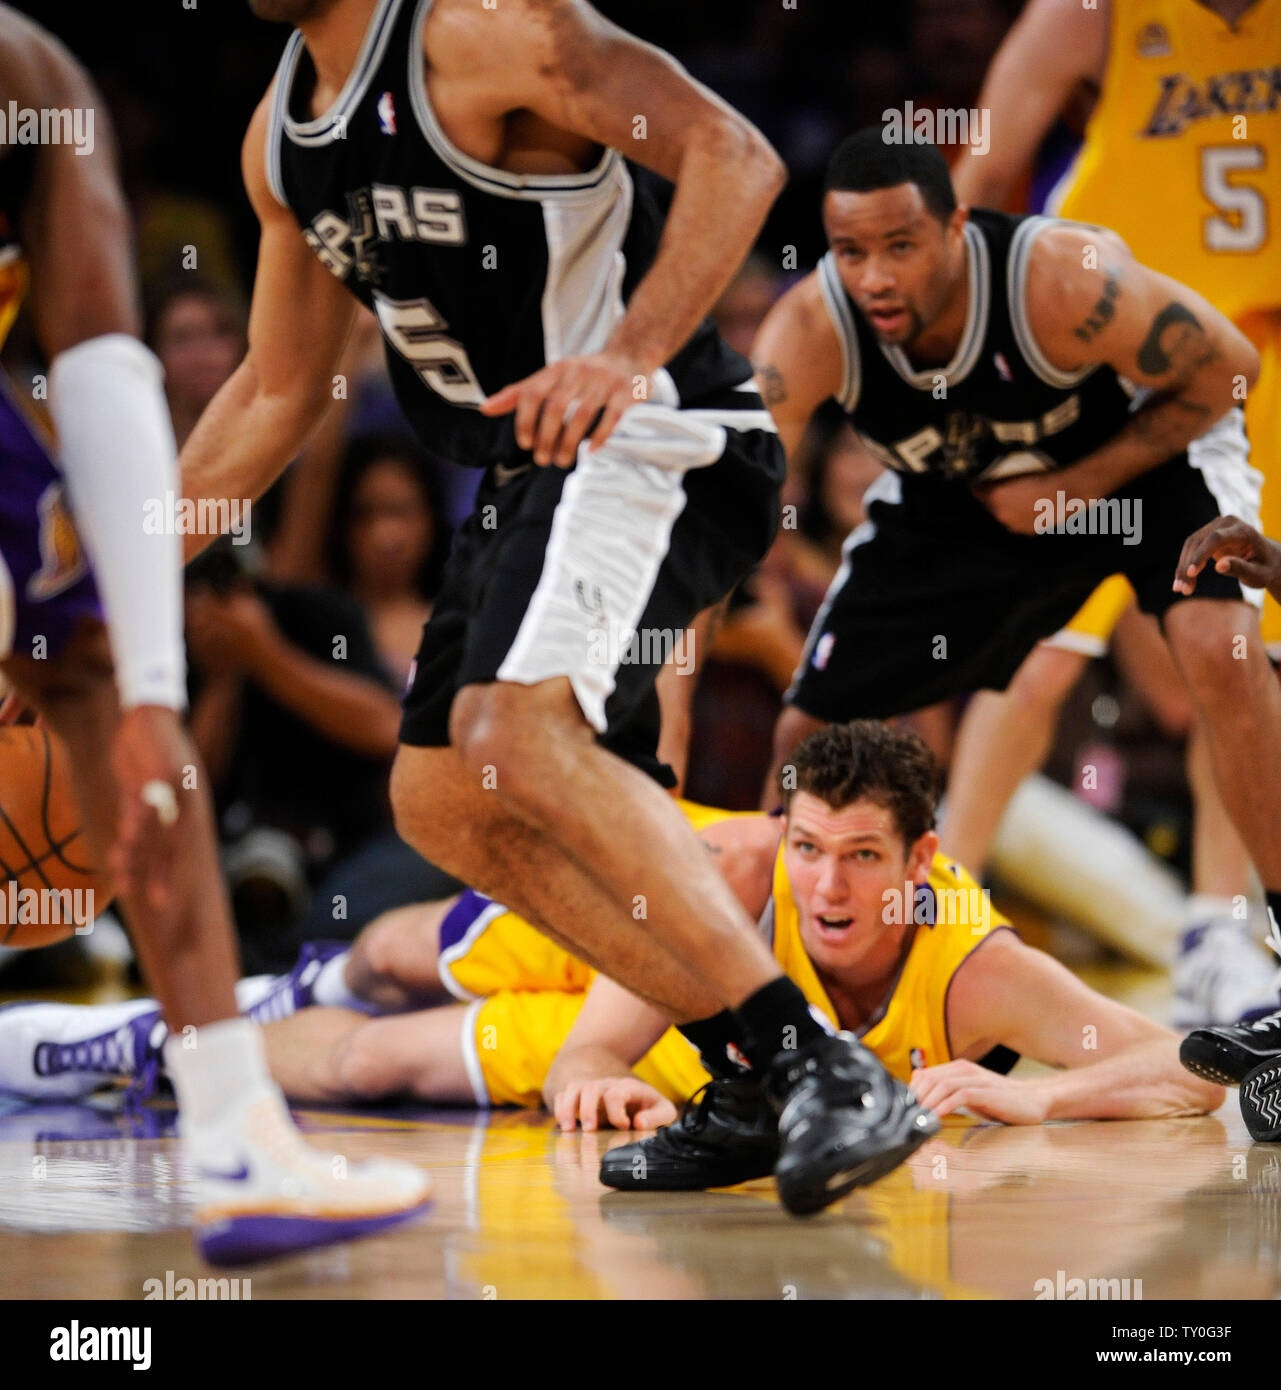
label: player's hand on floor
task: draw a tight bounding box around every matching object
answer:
[910,1060,1049,1126]
[1173,516,1281,598]
[553,1076,678,1132]
[480,351,651,467]
[109,705,194,914]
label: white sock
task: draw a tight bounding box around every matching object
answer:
[163,1017,276,1133]
[311,952,375,1013]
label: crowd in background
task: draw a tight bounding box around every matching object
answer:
[3,0,1200,976]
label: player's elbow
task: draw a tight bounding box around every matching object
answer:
[692,114,786,203]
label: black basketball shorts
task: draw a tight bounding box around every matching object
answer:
[788,409,1264,721]
[401,392,784,785]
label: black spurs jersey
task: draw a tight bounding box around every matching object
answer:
[266,0,751,467]
[817,209,1145,484]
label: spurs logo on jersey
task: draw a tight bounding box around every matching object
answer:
[1141,66,1281,137]
[302,184,467,280]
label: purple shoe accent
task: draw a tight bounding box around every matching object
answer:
[200,1161,251,1183]
[246,941,349,1025]
[1180,923,1211,954]
[195,1196,432,1267]
[33,1008,163,1101]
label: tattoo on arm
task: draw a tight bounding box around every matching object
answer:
[754,361,787,407]
[1071,270,1122,344]
[1136,302,1214,376]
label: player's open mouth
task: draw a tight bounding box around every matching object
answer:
[815,913,854,938]
[867,307,907,333]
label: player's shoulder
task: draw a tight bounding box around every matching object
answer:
[755,271,844,388]
[423,0,590,66]
[699,813,781,915]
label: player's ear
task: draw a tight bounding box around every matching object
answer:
[908,828,939,883]
[946,203,968,243]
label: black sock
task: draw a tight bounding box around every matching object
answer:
[733,976,826,1072]
[678,1011,749,1080]
[1267,891,1281,933]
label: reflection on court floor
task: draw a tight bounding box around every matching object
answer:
[0,1093,1275,1300]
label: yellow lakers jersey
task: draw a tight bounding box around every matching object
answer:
[1053,0,1281,323]
[764,846,1016,1082]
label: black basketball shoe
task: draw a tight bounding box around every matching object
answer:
[1241,1056,1281,1141]
[764,1032,939,1216]
[598,1078,779,1192]
[1180,1008,1281,1086]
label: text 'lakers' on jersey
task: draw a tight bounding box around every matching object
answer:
[267,0,750,468]
[1054,0,1281,325]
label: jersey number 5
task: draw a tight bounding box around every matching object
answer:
[1200,144,1267,254]
[373,292,484,406]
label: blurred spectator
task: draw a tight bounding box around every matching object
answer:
[711,254,784,358]
[185,544,458,971]
[325,433,452,688]
[147,277,247,447]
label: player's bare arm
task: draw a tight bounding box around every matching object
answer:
[1175,516,1281,602]
[465,0,787,466]
[750,274,844,465]
[179,94,356,563]
[975,225,1261,533]
[545,973,674,1131]
[951,0,1107,209]
[912,931,1225,1124]
[0,11,203,906]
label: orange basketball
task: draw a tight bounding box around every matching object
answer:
[0,725,113,947]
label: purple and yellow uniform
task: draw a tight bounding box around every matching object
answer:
[0,154,102,664]
[436,801,1016,1107]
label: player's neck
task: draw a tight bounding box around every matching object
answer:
[814,925,914,1026]
[297,0,381,113]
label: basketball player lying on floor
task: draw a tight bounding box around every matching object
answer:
[1,722,1222,1142]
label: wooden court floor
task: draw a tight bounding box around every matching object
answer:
[0,1088,1277,1300]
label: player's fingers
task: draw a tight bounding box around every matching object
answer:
[551,396,594,468]
[633,1098,678,1130]
[554,1085,582,1131]
[604,1087,636,1131]
[1217,555,1273,587]
[478,379,526,418]
[511,384,549,456]
[588,389,630,452]
[578,1081,605,1132]
[534,384,579,466]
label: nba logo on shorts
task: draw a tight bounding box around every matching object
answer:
[812,631,835,670]
[377,91,397,135]
[909,1047,925,1071]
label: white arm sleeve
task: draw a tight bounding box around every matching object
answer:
[48,333,187,710]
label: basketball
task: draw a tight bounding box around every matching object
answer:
[0,724,112,948]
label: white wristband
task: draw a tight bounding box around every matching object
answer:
[48,333,187,710]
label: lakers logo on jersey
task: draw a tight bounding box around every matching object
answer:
[1141,66,1281,138]
[27,484,87,601]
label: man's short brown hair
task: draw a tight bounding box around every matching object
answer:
[779,720,941,849]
